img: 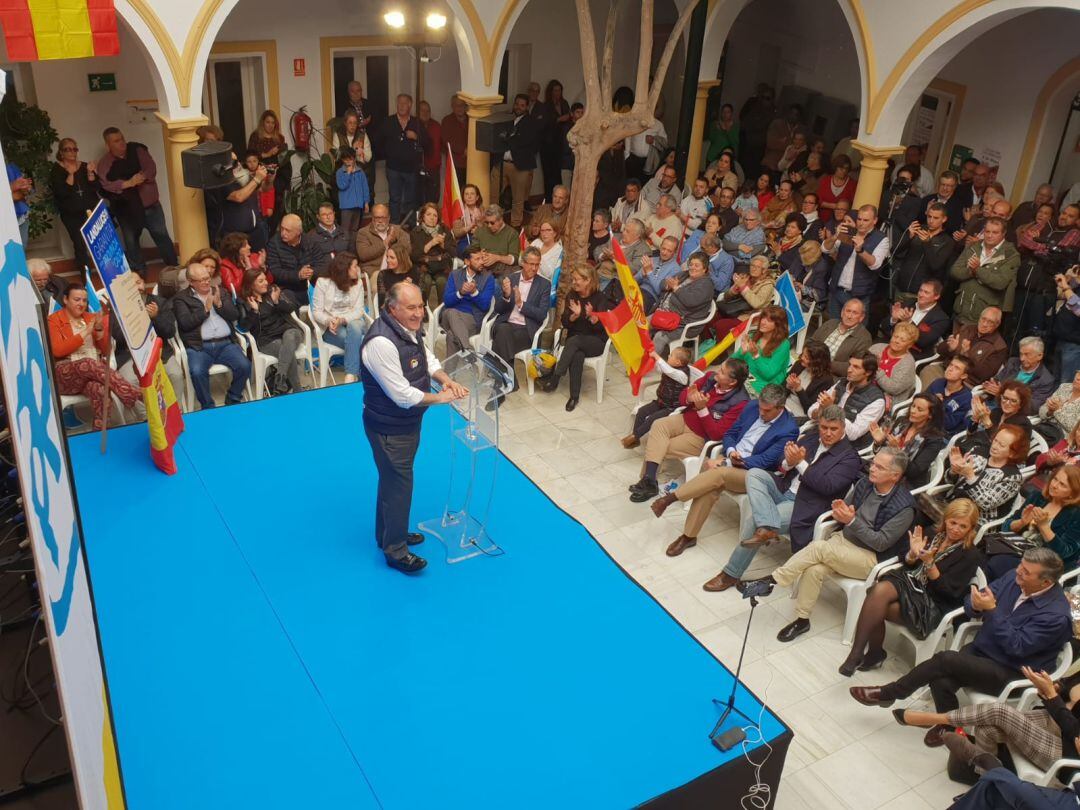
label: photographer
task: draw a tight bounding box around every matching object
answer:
[881,164,924,242]
[211,153,269,251]
[1015,204,1080,351]
[891,203,953,303]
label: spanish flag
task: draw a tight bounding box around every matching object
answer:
[0,0,119,61]
[693,313,754,370]
[440,144,463,229]
[138,337,184,475]
[594,239,654,395]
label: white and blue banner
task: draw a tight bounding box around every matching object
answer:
[774,271,807,337]
[80,201,155,377]
[0,76,124,809]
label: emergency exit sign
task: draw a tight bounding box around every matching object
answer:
[88,73,116,92]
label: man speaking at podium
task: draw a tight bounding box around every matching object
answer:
[360,282,469,574]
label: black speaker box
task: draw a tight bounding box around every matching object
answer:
[474,114,515,154]
[181,141,235,190]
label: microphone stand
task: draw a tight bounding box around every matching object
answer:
[709,593,761,749]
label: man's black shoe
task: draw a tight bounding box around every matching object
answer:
[386,553,427,574]
[629,478,659,502]
[406,533,425,546]
[776,618,811,642]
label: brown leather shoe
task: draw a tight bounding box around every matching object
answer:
[740,527,779,548]
[621,434,640,449]
[848,686,895,708]
[924,724,955,748]
[651,492,678,518]
[702,571,739,592]
[665,534,697,557]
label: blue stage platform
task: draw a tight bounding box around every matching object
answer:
[68,385,789,809]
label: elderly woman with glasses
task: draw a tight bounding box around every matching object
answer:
[50,138,102,272]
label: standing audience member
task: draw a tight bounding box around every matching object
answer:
[417,101,442,204]
[171,262,251,409]
[540,80,571,201]
[892,203,953,299]
[825,204,889,319]
[311,252,368,384]
[490,94,540,229]
[378,94,428,223]
[335,147,371,237]
[49,138,100,272]
[817,155,857,223]
[48,284,142,428]
[950,218,1019,327]
[96,127,178,273]
[441,95,469,187]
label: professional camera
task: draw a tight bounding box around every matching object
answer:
[890,177,912,195]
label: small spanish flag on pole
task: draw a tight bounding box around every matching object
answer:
[0,0,119,61]
[137,337,184,475]
[440,144,463,229]
[593,238,655,395]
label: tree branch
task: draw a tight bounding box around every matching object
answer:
[600,0,621,109]
[647,0,704,113]
[634,0,653,105]
[575,0,602,110]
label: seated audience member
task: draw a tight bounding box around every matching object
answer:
[184,247,222,290]
[1033,420,1080,494]
[810,298,871,377]
[868,393,947,489]
[612,218,651,279]
[965,380,1034,450]
[311,252,367,383]
[945,425,1027,522]
[892,203,953,303]
[704,151,740,195]
[949,217,1020,326]
[355,204,412,278]
[711,184,741,235]
[219,231,268,296]
[789,239,831,306]
[112,273,182,395]
[927,356,974,436]
[679,176,712,235]
[722,210,767,264]
[816,154,857,223]
[610,179,654,233]
[28,258,65,306]
[984,337,1056,411]
[629,358,751,502]
[785,342,835,419]
[644,194,684,250]
[48,283,143,427]
[266,214,324,300]
[1042,370,1080,438]
[808,353,886,449]
[636,235,682,312]
[869,321,919,404]
[171,262,252,409]
[706,255,775,342]
[851,549,1072,731]
[923,306,1008,389]
[743,448,914,642]
[588,210,613,265]
[641,164,682,209]
[308,202,350,262]
[526,184,569,240]
[753,173,774,210]
[681,211,723,259]
[490,247,552,390]
[411,202,457,306]
[898,665,1080,792]
[440,245,495,356]
[649,252,716,358]
[701,405,862,591]
[699,234,736,295]
[841,498,982,676]
[238,268,303,396]
[767,214,806,269]
[539,265,610,411]
[760,180,797,236]
[796,192,821,238]
[452,183,484,249]
[376,247,420,300]
[531,220,564,283]
[651,384,799,555]
[983,466,1080,579]
[884,280,950,360]
[622,347,701,448]
[824,204,889,320]
[730,305,792,395]
[472,205,521,277]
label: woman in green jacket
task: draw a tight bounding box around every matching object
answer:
[731,304,792,395]
[705,103,740,165]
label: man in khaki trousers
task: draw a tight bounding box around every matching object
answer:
[490,93,539,229]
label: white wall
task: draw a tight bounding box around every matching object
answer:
[715,0,861,113]
[925,8,1079,199]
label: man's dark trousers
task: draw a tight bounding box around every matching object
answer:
[365,426,421,561]
[887,644,1019,712]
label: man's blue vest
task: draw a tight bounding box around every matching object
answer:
[360,313,430,434]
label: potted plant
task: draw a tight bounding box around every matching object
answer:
[0,96,59,239]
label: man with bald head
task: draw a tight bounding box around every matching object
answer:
[355,203,412,278]
[265,213,326,299]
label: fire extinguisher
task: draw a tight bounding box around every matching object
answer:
[290,105,312,152]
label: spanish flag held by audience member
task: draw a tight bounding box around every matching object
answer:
[594,239,654,395]
[138,337,184,475]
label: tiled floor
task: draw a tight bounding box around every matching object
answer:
[492,361,966,810]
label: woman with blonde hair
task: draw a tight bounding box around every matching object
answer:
[540,263,609,411]
[870,320,919,403]
[840,497,983,676]
[247,110,286,164]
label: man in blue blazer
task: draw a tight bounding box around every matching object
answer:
[852,547,1073,744]
[652,384,799,555]
[701,404,863,591]
[491,246,551,392]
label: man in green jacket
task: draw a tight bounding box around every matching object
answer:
[948,216,1019,326]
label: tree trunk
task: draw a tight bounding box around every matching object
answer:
[563,141,604,271]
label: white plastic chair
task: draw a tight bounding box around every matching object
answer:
[892,567,987,667]
[552,328,613,404]
[914,352,939,372]
[235,331,279,400]
[952,623,1073,706]
[671,299,717,358]
[302,305,346,388]
[170,334,250,410]
[514,311,556,396]
[466,298,499,353]
[1009,688,1080,786]
[59,340,129,428]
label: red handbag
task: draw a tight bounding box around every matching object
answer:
[651,310,682,331]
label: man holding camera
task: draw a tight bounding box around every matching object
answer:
[825,204,889,320]
[1013,204,1080,351]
